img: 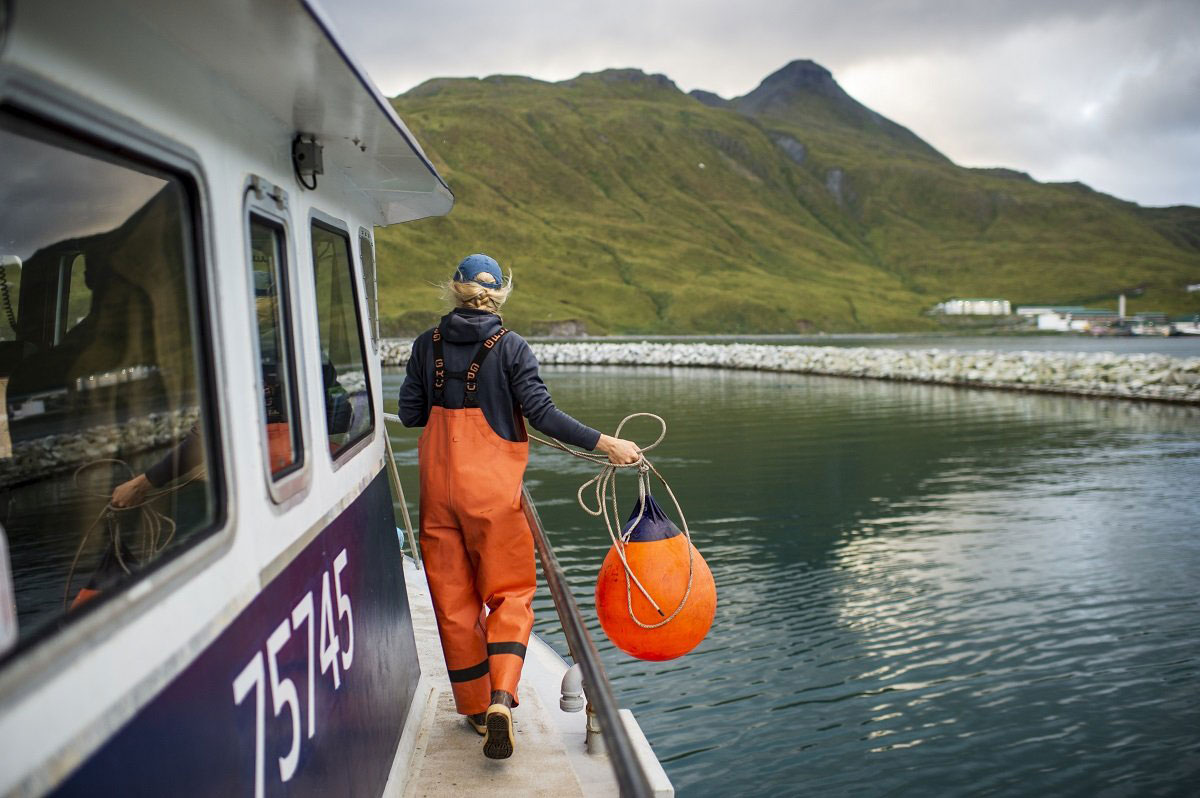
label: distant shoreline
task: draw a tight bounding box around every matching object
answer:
[522,331,1194,343]
[380,338,1200,405]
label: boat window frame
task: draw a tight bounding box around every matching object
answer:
[0,84,231,696]
[307,210,375,470]
[244,181,311,506]
[357,227,379,354]
[0,523,16,658]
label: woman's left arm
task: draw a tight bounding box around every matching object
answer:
[507,336,601,450]
[398,336,429,427]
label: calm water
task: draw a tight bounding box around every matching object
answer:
[383,365,1200,797]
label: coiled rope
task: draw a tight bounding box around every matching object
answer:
[528,413,695,630]
[63,459,203,610]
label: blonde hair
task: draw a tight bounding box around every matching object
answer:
[443,273,512,313]
[255,296,277,330]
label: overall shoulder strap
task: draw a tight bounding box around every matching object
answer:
[463,328,509,408]
[431,325,447,407]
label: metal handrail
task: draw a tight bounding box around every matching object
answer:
[381,414,653,796]
[382,413,420,568]
[522,485,655,798]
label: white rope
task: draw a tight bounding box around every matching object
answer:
[528,413,695,630]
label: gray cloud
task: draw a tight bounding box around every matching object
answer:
[325,0,1200,207]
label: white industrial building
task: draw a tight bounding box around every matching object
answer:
[933,298,1012,315]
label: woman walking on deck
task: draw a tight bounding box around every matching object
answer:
[398,254,640,759]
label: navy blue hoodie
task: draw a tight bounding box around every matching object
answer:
[399,308,601,450]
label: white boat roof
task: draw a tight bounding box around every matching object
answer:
[0,0,454,224]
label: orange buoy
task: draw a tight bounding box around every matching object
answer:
[595,493,716,661]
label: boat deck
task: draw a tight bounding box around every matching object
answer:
[386,558,672,797]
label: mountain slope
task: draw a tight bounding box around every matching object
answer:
[376,62,1200,334]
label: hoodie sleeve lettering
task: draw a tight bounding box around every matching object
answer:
[399,335,429,428]
[506,336,601,450]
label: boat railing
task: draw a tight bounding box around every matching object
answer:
[383,413,655,798]
[382,413,421,569]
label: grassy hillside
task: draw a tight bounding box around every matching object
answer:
[376,63,1200,335]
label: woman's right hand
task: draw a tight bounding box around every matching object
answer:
[596,434,641,465]
[111,473,151,508]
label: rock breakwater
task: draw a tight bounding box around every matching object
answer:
[379,340,1200,404]
[0,407,201,486]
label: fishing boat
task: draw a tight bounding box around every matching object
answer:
[0,1,671,795]
[1087,322,1134,337]
[1173,317,1200,335]
[1130,319,1178,336]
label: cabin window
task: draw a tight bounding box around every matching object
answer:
[0,112,220,658]
[249,217,302,479]
[310,221,373,459]
[58,254,94,342]
[358,229,378,353]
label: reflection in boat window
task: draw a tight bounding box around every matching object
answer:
[311,222,373,459]
[0,255,22,344]
[250,217,302,478]
[0,113,219,655]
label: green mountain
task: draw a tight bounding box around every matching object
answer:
[377,60,1200,334]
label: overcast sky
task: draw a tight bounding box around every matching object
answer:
[325,0,1199,208]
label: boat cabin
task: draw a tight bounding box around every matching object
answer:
[0,1,451,794]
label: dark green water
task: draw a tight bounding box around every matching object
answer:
[384,365,1200,797]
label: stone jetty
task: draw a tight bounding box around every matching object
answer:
[0,407,200,486]
[380,339,1200,404]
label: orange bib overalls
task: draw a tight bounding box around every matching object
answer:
[417,325,536,715]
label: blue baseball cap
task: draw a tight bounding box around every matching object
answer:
[454,253,505,287]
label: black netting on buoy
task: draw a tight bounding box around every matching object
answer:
[622,493,682,543]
